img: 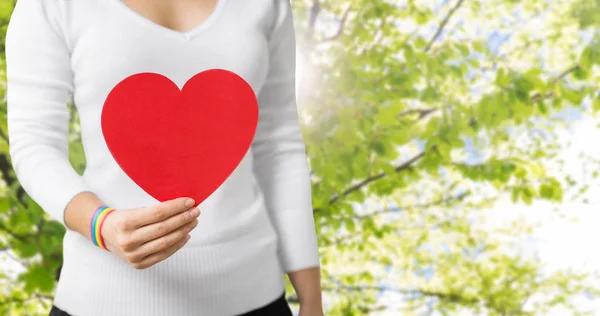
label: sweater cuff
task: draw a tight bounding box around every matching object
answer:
[275,209,320,273]
[18,160,92,227]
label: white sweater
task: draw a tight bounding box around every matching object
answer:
[5,0,319,315]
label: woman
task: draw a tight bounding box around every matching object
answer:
[5,0,323,315]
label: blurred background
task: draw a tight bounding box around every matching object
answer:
[1,0,600,315]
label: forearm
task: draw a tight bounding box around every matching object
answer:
[64,191,106,240]
[6,0,99,230]
[288,266,323,305]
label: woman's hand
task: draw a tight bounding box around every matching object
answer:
[101,197,200,269]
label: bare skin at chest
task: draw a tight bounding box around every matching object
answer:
[120,0,220,32]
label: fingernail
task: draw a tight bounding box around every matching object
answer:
[189,208,200,217]
[185,199,194,207]
[186,234,191,241]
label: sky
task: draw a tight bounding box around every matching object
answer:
[487,116,600,315]
[366,115,600,316]
[365,1,600,314]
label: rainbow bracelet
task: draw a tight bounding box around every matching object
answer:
[90,206,116,250]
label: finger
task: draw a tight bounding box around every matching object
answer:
[131,206,200,243]
[134,234,191,269]
[133,218,198,259]
[129,197,195,227]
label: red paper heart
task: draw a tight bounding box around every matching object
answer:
[101,69,258,206]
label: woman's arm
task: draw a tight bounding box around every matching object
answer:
[289,267,324,315]
[6,0,95,228]
[251,0,322,311]
[5,0,199,270]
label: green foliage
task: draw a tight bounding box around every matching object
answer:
[571,0,600,28]
[0,0,599,315]
[294,0,600,314]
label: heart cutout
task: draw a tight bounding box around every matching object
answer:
[101,69,259,206]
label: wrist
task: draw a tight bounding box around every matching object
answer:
[90,206,116,250]
[297,288,323,306]
[299,295,322,306]
[288,266,323,308]
[299,301,324,316]
[64,191,106,237]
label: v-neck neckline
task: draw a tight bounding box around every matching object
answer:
[112,0,228,41]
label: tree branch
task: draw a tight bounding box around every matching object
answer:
[0,128,8,144]
[555,64,580,81]
[323,192,469,246]
[320,4,353,42]
[305,0,321,45]
[397,107,439,119]
[356,191,469,220]
[0,153,26,203]
[531,64,579,103]
[0,154,16,186]
[0,222,32,245]
[314,151,425,212]
[326,230,363,246]
[424,0,466,52]
[468,64,580,128]
[323,284,479,304]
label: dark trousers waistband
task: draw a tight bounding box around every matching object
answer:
[49,292,292,316]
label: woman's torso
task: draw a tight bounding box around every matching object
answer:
[49,1,287,315]
[69,0,274,246]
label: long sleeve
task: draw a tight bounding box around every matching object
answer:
[251,0,320,273]
[5,0,91,226]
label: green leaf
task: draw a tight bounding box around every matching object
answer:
[537,101,548,114]
[580,46,593,70]
[381,163,396,175]
[345,218,356,233]
[522,187,534,205]
[13,240,38,259]
[455,42,470,56]
[511,187,520,203]
[496,68,511,87]
[414,36,427,50]
[473,40,486,53]
[0,197,9,213]
[19,265,55,293]
[572,67,590,80]
[539,183,554,199]
[593,94,600,111]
